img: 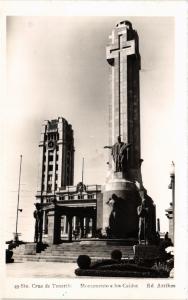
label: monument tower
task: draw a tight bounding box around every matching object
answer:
[102,21,156,240]
[106,20,141,181]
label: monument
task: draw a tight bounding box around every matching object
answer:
[102,21,156,240]
[33,21,156,245]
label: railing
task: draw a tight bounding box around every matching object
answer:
[58,194,97,201]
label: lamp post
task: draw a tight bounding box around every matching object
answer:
[168,161,175,243]
[14,155,23,243]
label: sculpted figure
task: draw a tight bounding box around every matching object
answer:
[137,198,149,245]
[104,136,131,172]
[137,189,156,245]
[106,194,118,238]
[33,203,43,243]
[106,194,125,238]
[76,182,86,193]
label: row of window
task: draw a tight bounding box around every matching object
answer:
[43,144,73,153]
[43,164,58,172]
[48,155,59,162]
[41,183,58,192]
[59,194,95,200]
[46,198,53,203]
[45,133,59,141]
[48,174,58,181]
[43,161,73,172]
[44,193,95,203]
[42,173,73,192]
[43,153,59,162]
[47,184,57,192]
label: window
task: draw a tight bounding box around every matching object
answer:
[44,212,48,234]
[47,184,52,192]
[49,155,53,162]
[48,174,52,181]
[48,165,53,171]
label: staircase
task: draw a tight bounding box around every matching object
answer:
[13,242,134,263]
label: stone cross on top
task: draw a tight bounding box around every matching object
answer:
[106,21,135,66]
[106,21,136,144]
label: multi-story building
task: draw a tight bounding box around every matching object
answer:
[35,117,102,244]
[36,117,74,202]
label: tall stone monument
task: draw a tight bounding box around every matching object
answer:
[102,21,156,240]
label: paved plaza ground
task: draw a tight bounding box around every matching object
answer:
[6,261,77,278]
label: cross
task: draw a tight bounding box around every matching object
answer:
[106,31,135,63]
[111,43,131,54]
[106,31,135,138]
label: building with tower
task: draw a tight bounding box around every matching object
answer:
[35,117,102,244]
[36,117,74,201]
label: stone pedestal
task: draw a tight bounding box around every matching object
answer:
[46,208,61,244]
[133,244,160,260]
[23,243,37,255]
[102,172,141,239]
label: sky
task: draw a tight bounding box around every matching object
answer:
[4,16,174,241]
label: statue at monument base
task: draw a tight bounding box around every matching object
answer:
[106,193,139,238]
[102,179,157,242]
[33,203,43,244]
[102,135,143,239]
[102,140,156,241]
[102,172,142,239]
[137,189,157,245]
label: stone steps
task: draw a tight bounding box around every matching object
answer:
[13,255,79,263]
[43,247,133,252]
[42,250,133,254]
[13,243,134,263]
[13,255,122,263]
[44,252,133,255]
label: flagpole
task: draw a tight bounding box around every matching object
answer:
[15,154,22,242]
[82,158,84,186]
